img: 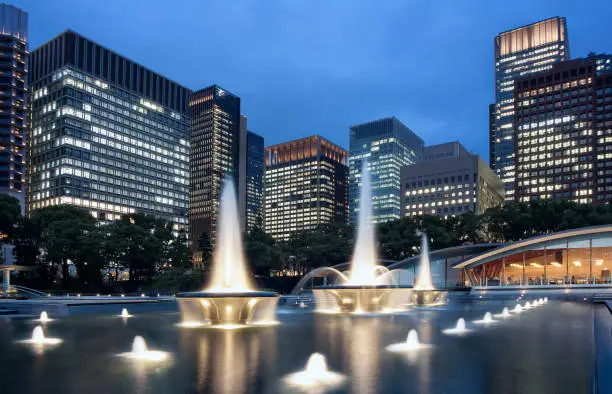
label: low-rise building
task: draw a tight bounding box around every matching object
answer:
[400,142,503,217]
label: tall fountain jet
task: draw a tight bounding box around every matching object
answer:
[414,234,434,290]
[411,234,447,306]
[177,181,279,327]
[347,162,378,286]
[310,162,412,313]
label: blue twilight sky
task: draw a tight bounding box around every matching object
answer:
[13,0,612,159]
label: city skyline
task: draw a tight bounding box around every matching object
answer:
[12,0,612,160]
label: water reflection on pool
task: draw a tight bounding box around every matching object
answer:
[0,300,595,394]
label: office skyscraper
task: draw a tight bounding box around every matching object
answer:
[349,117,423,223]
[28,31,190,228]
[189,85,243,261]
[401,142,504,217]
[0,5,27,211]
[264,136,348,240]
[246,130,264,231]
[514,54,612,203]
[491,17,569,201]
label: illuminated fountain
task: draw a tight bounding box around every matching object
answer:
[512,304,523,314]
[283,353,346,391]
[19,326,62,346]
[309,163,412,314]
[494,307,511,318]
[176,181,279,327]
[473,312,496,324]
[411,234,447,306]
[119,336,168,362]
[34,311,53,323]
[119,308,133,318]
[386,329,431,352]
[442,318,471,335]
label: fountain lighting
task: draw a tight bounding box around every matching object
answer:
[121,294,125,298]
[119,336,168,362]
[141,293,145,297]
[494,307,512,318]
[512,304,523,314]
[544,297,548,303]
[284,353,346,390]
[386,329,431,352]
[19,326,62,346]
[473,312,497,324]
[34,311,53,323]
[298,301,307,308]
[442,318,472,335]
[177,181,279,327]
[176,321,207,328]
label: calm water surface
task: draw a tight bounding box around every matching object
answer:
[0,300,594,394]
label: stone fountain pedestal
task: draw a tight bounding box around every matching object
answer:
[312,285,413,313]
[411,289,447,306]
[176,291,279,326]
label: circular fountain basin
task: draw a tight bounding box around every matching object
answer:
[312,285,413,314]
[176,291,279,326]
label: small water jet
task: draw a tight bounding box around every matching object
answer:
[538,298,544,305]
[494,307,511,318]
[544,297,548,303]
[512,304,523,314]
[298,301,306,309]
[473,312,496,324]
[119,336,168,362]
[119,308,133,318]
[442,318,471,335]
[35,311,53,323]
[524,301,532,309]
[386,329,431,352]
[283,353,346,390]
[19,326,62,345]
[177,181,279,327]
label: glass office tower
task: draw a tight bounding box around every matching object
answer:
[28,31,190,228]
[349,117,423,223]
[514,54,612,203]
[246,130,264,231]
[264,135,348,240]
[188,85,242,261]
[491,17,569,201]
[0,5,28,211]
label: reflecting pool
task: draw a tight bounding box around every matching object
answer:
[0,300,595,394]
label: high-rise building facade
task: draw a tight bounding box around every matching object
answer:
[0,5,28,211]
[189,85,243,259]
[264,135,348,240]
[514,54,612,203]
[349,117,423,223]
[28,31,190,228]
[401,142,504,217]
[492,17,569,201]
[246,130,264,230]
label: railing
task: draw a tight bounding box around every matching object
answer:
[472,283,612,290]
[0,284,49,298]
